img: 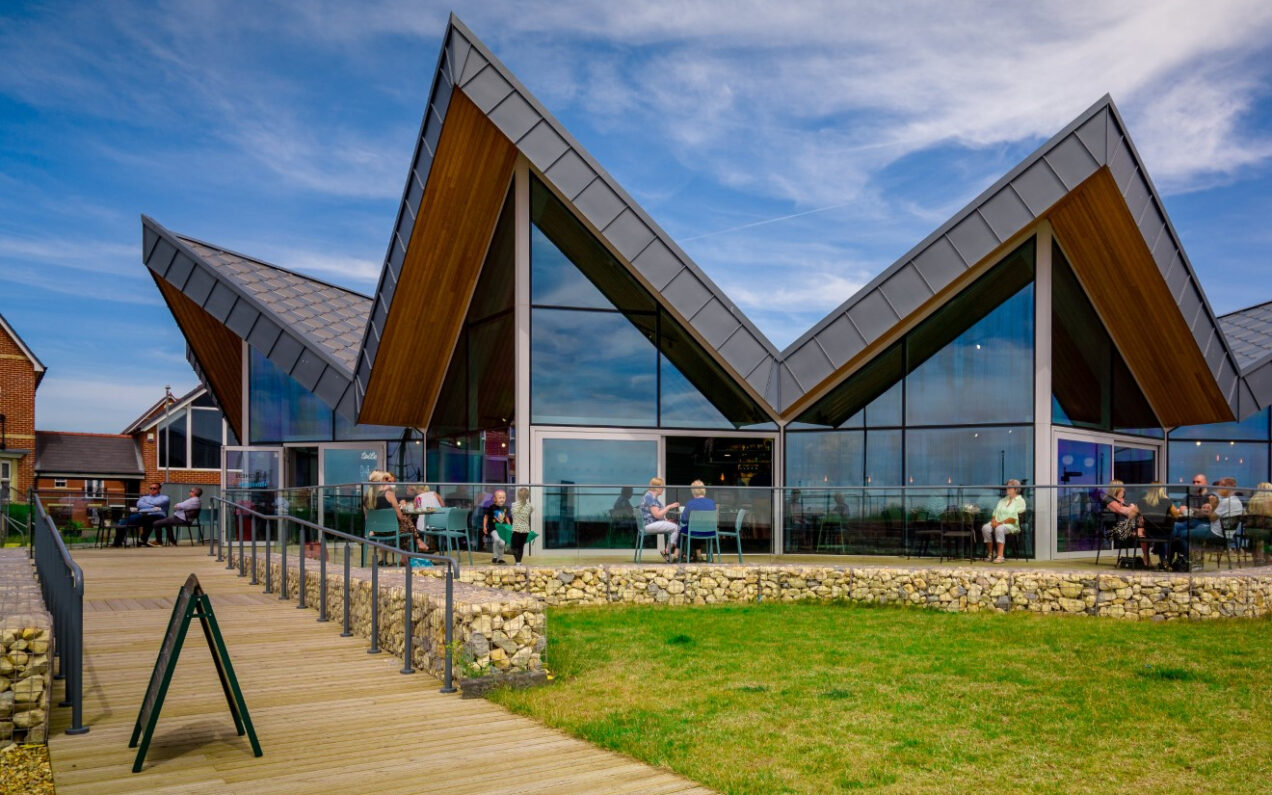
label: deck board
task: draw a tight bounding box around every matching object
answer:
[48,547,712,794]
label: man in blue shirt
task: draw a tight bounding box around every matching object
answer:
[112,483,170,548]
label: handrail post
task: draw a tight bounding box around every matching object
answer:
[277,515,286,601]
[441,566,455,693]
[368,553,380,654]
[264,513,272,594]
[297,519,307,609]
[250,516,258,585]
[341,541,352,637]
[238,513,246,576]
[318,528,329,622]
[401,561,414,674]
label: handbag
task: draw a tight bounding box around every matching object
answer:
[1110,516,1136,541]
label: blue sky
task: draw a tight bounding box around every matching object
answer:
[3,0,1272,432]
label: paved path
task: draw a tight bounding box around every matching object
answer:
[47,546,711,794]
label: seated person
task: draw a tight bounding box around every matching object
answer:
[1138,484,1181,568]
[1246,482,1272,566]
[980,479,1026,564]
[612,487,635,513]
[639,477,681,562]
[679,479,716,560]
[1173,474,1217,555]
[1101,479,1141,563]
[1211,476,1243,546]
[149,487,203,547]
[113,483,170,547]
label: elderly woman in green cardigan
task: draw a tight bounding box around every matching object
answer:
[981,479,1026,564]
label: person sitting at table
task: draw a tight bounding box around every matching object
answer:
[679,479,716,561]
[612,486,635,512]
[1173,474,1219,558]
[148,487,203,547]
[1211,476,1243,546]
[1101,479,1140,563]
[113,483,170,548]
[1245,482,1272,566]
[1138,484,1181,569]
[980,479,1026,564]
[365,470,427,555]
[640,477,681,562]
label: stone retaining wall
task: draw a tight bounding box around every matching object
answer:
[0,551,54,743]
[229,551,545,685]
[456,564,1272,621]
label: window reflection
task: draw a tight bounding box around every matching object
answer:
[1167,440,1268,486]
[532,308,658,426]
[249,347,332,443]
[905,426,1031,486]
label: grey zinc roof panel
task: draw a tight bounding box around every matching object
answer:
[167,254,195,291]
[911,238,965,290]
[785,342,834,391]
[692,299,742,348]
[1043,134,1099,189]
[818,314,867,369]
[979,187,1034,242]
[1074,108,1108,163]
[603,210,656,262]
[631,240,684,291]
[946,213,999,268]
[140,216,368,421]
[518,121,570,171]
[718,330,769,379]
[746,359,775,399]
[846,291,898,344]
[574,179,626,231]
[663,270,713,319]
[462,66,514,114]
[1012,159,1067,216]
[147,238,177,277]
[488,92,541,143]
[544,151,596,200]
[878,263,932,319]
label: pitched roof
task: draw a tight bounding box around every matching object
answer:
[354,14,781,419]
[141,217,372,420]
[34,432,144,478]
[353,14,1246,425]
[121,385,203,435]
[0,311,46,386]
[1219,302,1272,371]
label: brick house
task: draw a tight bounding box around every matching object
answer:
[0,312,45,506]
[121,386,230,489]
[33,432,145,526]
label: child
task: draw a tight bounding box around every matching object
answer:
[482,489,512,565]
[510,487,534,565]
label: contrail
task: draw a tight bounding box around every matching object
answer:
[681,201,855,241]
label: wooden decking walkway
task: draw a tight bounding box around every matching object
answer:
[46,547,711,794]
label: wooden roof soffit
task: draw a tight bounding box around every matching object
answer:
[154,275,245,441]
[358,89,518,427]
[1048,167,1233,427]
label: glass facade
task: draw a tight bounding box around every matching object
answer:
[530,176,774,431]
[1166,407,1272,487]
[157,397,232,469]
[787,238,1036,494]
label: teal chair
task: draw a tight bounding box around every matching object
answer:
[633,506,674,562]
[715,508,745,563]
[682,509,720,563]
[365,508,408,565]
[428,508,472,566]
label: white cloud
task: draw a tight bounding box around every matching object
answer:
[36,376,175,433]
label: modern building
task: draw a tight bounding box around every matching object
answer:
[139,15,1272,559]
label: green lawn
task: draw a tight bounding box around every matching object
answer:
[490,602,1272,794]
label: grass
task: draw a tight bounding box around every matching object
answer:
[489,601,1272,794]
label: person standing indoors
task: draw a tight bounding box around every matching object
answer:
[980,479,1026,564]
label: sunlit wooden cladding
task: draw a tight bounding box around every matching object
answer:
[358,90,518,427]
[1050,167,1233,427]
[155,275,244,440]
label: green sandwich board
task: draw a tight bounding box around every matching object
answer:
[129,574,261,773]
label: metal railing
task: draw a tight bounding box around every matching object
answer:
[29,490,88,734]
[209,497,458,692]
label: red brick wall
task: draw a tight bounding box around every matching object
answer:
[34,477,134,525]
[0,326,38,502]
[136,433,221,487]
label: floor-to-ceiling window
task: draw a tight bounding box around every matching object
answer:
[784,238,1035,554]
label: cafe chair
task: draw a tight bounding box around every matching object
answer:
[681,509,720,563]
[429,508,473,566]
[938,509,976,563]
[715,508,746,563]
[1006,509,1033,560]
[365,508,408,565]
[633,506,674,563]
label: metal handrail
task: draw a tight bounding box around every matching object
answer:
[209,497,458,692]
[29,490,88,734]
